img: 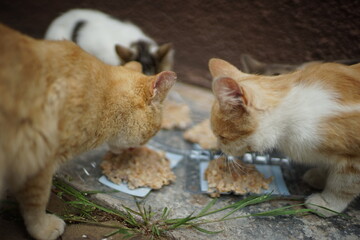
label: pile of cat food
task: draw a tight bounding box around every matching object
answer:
[161,100,192,130]
[183,119,218,149]
[205,156,273,197]
[101,146,176,189]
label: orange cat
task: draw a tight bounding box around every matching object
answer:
[0,23,176,240]
[209,58,360,217]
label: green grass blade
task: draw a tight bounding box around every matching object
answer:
[54,180,129,219]
[305,203,350,219]
[59,218,121,228]
[249,203,306,215]
[161,207,170,220]
[66,200,93,206]
[220,194,274,220]
[151,225,161,236]
[82,190,119,195]
[123,233,135,239]
[168,213,195,230]
[104,228,131,238]
[196,198,217,217]
[135,200,145,220]
[196,194,274,219]
[53,180,87,200]
[250,208,315,217]
[124,210,140,227]
[163,218,181,224]
[121,205,142,217]
[147,205,153,222]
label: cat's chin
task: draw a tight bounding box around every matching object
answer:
[220,146,248,157]
[109,147,125,154]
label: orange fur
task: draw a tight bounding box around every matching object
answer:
[240,54,360,76]
[0,23,176,240]
[209,58,360,217]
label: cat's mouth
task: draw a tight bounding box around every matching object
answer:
[109,145,142,154]
[219,144,248,157]
[108,143,142,154]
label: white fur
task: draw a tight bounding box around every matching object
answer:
[248,83,360,163]
[219,86,241,106]
[45,9,157,65]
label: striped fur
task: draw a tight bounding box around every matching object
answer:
[0,24,176,240]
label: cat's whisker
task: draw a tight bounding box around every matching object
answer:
[231,159,247,174]
[228,157,244,175]
[225,156,231,174]
[217,151,227,163]
[223,154,242,178]
[229,160,242,177]
[215,155,222,168]
[218,152,236,176]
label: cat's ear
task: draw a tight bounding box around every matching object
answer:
[115,44,134,63]
[157,43,173,61]
[213,77,248,110]
[124,61,142,72]
[240,54,265,74]
[149,71,177,103]
[209,58,242,79]
[156,43,174,71]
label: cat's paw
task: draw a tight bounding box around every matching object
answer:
[305,193,345,217]
[303,168,327,190]
[27,214,65,240]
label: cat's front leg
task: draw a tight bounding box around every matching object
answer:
[305,161,360,217]
[15,162,65,240]
[302,167,328,190]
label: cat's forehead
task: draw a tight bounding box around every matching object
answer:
[117,67,148,82]
[130,75,153,91]
[111,69,150,95]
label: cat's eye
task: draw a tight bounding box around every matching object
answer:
[218,135,226,141]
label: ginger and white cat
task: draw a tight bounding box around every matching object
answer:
[45,8,174,75]
[0,23,176,240]
[209,58,360,216]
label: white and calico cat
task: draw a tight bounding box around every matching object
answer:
[45,8,174,75]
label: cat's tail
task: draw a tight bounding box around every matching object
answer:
[44,21,72,41]
[44,13,86,41]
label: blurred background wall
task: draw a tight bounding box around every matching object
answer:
[0,0,359,88]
